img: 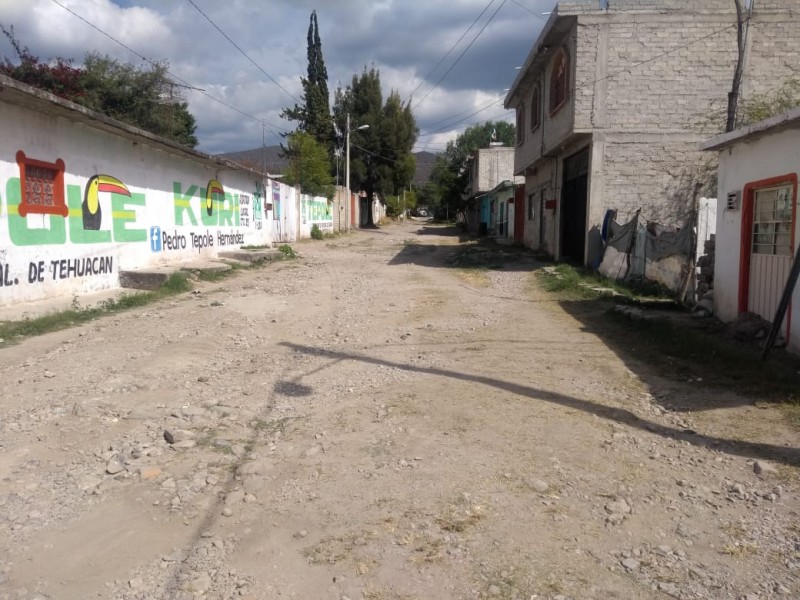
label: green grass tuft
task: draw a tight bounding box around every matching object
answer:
[278,244,297,258]
[0,272,193,345]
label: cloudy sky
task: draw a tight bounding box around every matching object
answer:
[0,0,555,155]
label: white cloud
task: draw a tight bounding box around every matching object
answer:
[0,0,554,155]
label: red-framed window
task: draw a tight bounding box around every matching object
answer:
[550,48,569,115]
[530,84,541,132]
[15,151,67,217]
[738,173,798,314]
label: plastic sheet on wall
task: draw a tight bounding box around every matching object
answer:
[599,211,693,292]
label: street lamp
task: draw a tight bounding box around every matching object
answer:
[345,113,369,232]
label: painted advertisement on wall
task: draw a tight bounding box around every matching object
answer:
[0,147,271,306]
[299,194,333,239]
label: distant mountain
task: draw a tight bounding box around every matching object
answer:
[218,145,439,187]
[217,146,288,176]
[412,151,437,187]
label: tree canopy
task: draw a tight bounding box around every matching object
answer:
[737,77,800,127]
[282,131,334,198]
[333,66,418,226]
[0,26,198,147]
[281,11,334,153]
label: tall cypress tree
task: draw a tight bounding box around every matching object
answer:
[333,67,418,227]
[282,11,333,153]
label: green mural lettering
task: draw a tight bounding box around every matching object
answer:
[112,192,146,242]
[6,178,66,246]
[173,182,198,226]
[219,192,235,227]
[200,187,217,227]
[67,184,112,244]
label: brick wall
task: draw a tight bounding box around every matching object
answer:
[522,159,559,252]
[512,0,800,260]
[600,137,713,223]
[474,147,516,193]
[571,2,800,135]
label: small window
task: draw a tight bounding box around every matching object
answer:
[752,185,793,256]
[550,48,569,114]
[516,105,525,146]
[528,193,535,221]
[530,84,541,132]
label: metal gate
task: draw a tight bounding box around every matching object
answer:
[748,184,794,334]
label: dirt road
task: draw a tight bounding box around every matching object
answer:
[0,221,797,600]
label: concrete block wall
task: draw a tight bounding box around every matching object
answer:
[605,0,735,12]
[522,159,559,253]
[583,18,738,134]
[745,16,800,99]
[571,2,800,135]
[474,148,516,193]
[515,25,578,173]
[557,1,604,15]
[600,137,713,223]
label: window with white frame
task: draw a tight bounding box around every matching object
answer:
[752,185,793,256]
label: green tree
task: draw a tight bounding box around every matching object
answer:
[281,11,334,153]
[282,131,334,198]
[0,26,198,147]
[80,53,197,147]
[384,189,417,218]
[0,25,83,99]
[738,77,800,126]
[333,67,418,227]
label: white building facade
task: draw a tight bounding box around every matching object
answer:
[703,108,800,351]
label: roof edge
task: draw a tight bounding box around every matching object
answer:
[0,73,265,179]
[702,107,800,151]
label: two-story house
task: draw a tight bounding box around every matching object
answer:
[504,0,800,266]
[462,145,523,237]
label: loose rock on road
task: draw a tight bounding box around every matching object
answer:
[0,221,797,599]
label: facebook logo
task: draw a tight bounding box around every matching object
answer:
[150,226,162,252]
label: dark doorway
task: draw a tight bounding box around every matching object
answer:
[561,148,589,263]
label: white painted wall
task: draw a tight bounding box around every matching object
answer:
[713,128,800,349]
[0,100,273,307]
[299,194,334,239]
[269,181,298,243]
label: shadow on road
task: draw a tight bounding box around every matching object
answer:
[279,342,799,468]
[387,228,542,273]
[556,297,800,412]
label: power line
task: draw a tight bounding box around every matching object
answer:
[593,22,737,88]
[404,0,500,105]
[184,0,299,103]
[418,95,506,137]
[508,0,549,22]
[47,0,285,136]
[413,0,509,112]
[418,14,739,145]
[425,20,739,143]
[351,143,403,165]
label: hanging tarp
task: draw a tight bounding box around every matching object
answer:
[599,211,693,293]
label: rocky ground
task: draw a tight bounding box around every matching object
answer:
[0,220,797,600]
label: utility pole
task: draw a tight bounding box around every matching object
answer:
[726,0,755,132]
[345,113,351,232]
[345,113,369,232]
